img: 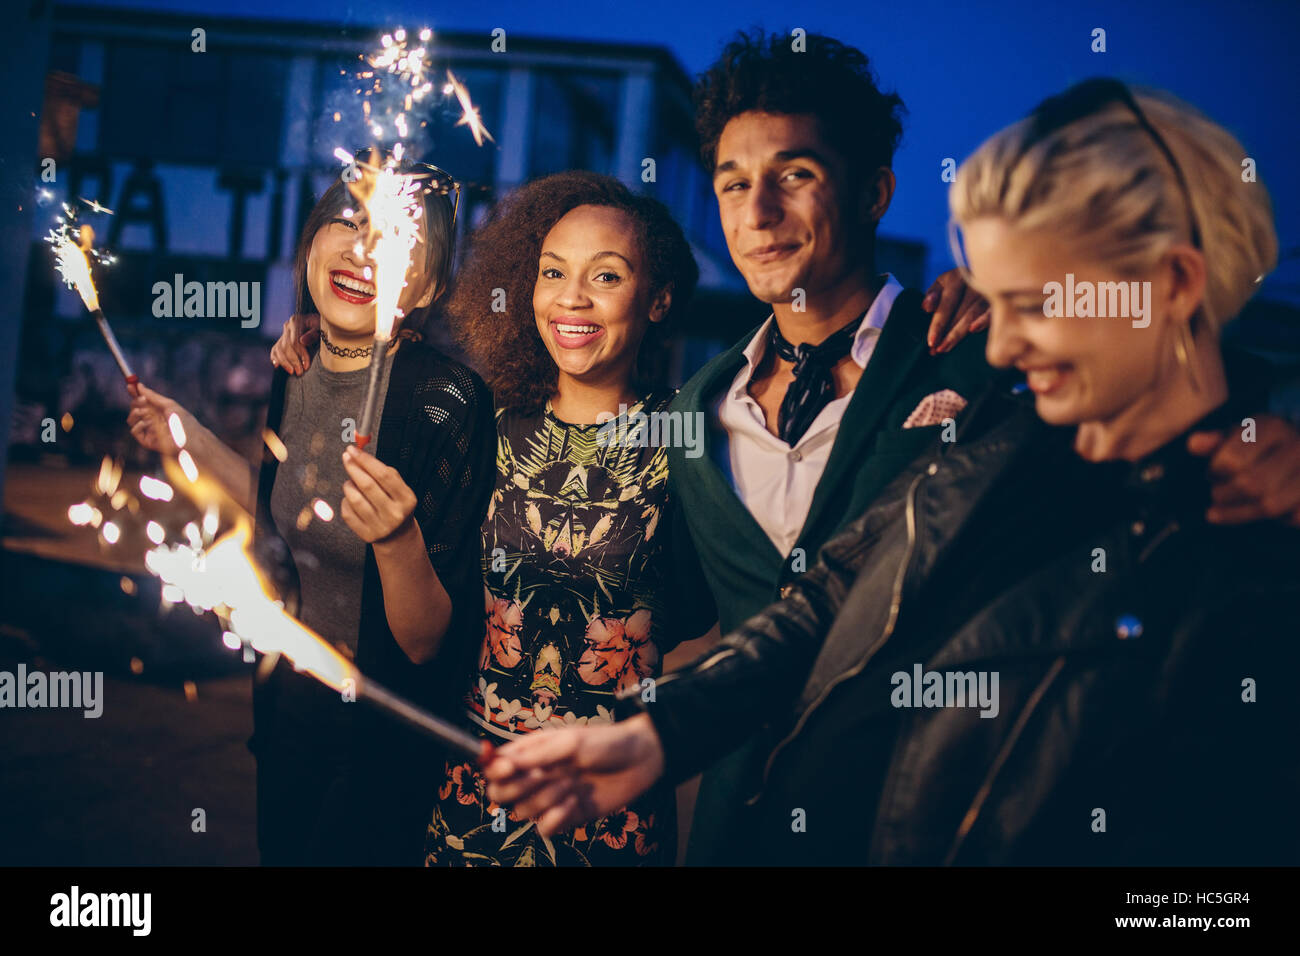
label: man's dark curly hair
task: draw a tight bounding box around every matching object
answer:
[447,170,698,413]
[695,29,907,184]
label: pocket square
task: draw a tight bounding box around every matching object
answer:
[902,389,967,428]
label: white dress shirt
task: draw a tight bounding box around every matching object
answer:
[716,274,904,557]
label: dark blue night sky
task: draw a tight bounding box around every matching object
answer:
[68,0,1300,302]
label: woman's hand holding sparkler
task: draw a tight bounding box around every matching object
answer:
[339,445,417,543]
[483,713,667,837]
[341,445,453,665]
[126,384,255,509]
[127,384,195,456]
[270,312,321,375]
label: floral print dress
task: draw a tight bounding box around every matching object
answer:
[425,390,694,866]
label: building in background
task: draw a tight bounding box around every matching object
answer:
[19,4,939,460]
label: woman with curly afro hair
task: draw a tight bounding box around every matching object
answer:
[446,170,694,412]
[406,170,715,866]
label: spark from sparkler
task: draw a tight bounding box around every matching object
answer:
[446,70,494,146]
[97,455,122,497]
[262,427,288,463]
[79,197,115,216]
[167,413,188,449]
[139,475,174,502]
[68,503,96,526]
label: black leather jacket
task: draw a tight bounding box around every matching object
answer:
[618,384,1300,865]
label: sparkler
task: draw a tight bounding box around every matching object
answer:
[445,71,494,147]
[59,27,502,767]
[68,449,487,760]
[330,30,492,448]
[338,149,424,449]
[47,203,138,395]
[145,516,485,759]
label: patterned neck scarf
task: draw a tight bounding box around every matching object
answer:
[765,314,864,445]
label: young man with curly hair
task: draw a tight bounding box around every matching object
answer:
[667,29,995,865]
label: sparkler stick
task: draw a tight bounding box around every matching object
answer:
[50,215,138,394]
[92,308,137,391]
[358,678,488,760]
[341,153,422,449]
[355,336,389,450]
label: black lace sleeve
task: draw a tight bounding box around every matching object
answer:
[401,358,496,705]
[354,346,495,715]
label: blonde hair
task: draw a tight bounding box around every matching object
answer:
[950,84,1276,333]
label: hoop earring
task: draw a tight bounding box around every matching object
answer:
[1172,318,1203,394]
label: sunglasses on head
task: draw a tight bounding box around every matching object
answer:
[1020,77,1202,249]
[346,146,461,228]
[948,77,1202,278]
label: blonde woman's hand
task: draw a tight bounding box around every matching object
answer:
[483,713,666,837]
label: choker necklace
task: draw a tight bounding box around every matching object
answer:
[320,328,374,359]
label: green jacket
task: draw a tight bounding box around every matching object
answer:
[669,288,997,633]
[668,287,999,865]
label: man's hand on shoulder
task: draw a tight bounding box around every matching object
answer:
[1189,414,1300,527]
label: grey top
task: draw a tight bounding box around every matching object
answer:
[269,352,394,654]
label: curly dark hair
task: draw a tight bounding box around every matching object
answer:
[447,170,698,413]
[695,29,906,183]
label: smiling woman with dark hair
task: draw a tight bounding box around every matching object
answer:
[131,160,496,865]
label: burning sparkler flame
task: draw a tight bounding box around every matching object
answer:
[347,157,423,342]
[47,206,116,312]
[53,235,100,312]
[146,520,358,691]
[124,455,360,691]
